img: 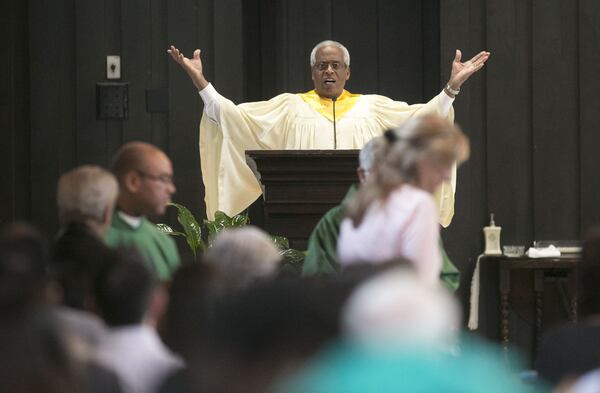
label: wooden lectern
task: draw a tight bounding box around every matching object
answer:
[246,150,359,249]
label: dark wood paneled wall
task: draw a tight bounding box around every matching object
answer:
[1,0,31,224]
[4,0,600,313]
[2,0,437,231]
[441,0,600,306]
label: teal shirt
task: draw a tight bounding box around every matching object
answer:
[275,336,545,393]
[302,185,460,291]
[105,211,180,280]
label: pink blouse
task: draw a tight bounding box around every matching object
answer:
[337,184,441,286]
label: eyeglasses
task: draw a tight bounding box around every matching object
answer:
[314,61,346,71]
[136,170,174,185]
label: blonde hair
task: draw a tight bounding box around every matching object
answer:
[57,165,118,225]
[346,115,469,226]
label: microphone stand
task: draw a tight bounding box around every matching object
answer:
[332,96,337,149]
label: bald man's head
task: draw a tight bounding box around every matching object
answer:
[111,142,176,217]
[112,142,160,179]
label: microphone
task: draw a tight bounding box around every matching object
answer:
[332,96,338,149]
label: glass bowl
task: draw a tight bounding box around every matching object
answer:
[503,245,525,257]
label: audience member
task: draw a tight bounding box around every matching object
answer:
[204,226,281,296]
[161,261,216,361]
[122,226,281,393]
[535,227,600,389]
[0,222,122,393]
[94,248,182,393]
[51,237,114,347]
[52,165,120,347]
[342,266,460,351]
[106,142,180,281]
[158,261,217,393]
[195,277,347,393]
[338,115,469,286]
[0,308,82,393]
[0,222,48,314]
[274,267,539,393]
[56,165,119,238]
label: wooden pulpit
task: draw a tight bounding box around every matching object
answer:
[246,150,359,249]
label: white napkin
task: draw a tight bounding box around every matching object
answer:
[526,245,561,258]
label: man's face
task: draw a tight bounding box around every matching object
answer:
[312,46,350,99]
[134,152,176,217]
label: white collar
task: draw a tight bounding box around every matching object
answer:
[117,210,143,229]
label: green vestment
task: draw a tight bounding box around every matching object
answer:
[302,186,460,291]
[105,211,180,280]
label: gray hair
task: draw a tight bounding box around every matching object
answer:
[205,226,281,294]
[358,137,383,173]
[342,268,460,350]
[57,165,118,225]
[310,40,351,67]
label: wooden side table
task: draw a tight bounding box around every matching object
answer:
[478,255,578,362]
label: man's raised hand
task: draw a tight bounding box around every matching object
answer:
[447,49,490,91]
[167,45,209,91]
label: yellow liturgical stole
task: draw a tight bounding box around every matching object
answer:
[298,90,361,122]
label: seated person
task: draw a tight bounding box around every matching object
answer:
[105,142,180,281]
[274,267,536,393]
[55,165,118,239]
[535,227,600,388]
[0,222,122,393]
[204,226,281,297]
[94,248,182,393]
[52,165,119,346]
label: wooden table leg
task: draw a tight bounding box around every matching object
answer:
[500,267,511,355]
[534,270,545,355]
[568,269,578,322]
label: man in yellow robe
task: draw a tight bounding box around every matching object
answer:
[167,41,489,223]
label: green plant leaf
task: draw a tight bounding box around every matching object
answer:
[271,235,290,251]
[279,248,305,263]
[279,248,305,276]
[231,212,250,227]
[204,210,251,246]
[169,202,205,256]
[155,223,186,237]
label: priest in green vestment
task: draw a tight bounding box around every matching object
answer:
[105,142,180,281]
[302,138,460,291]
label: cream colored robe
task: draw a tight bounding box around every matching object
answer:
[199,92,456,226]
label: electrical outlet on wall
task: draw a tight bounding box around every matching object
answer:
[106,55,121,79]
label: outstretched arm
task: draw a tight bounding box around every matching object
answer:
[167,45,209,91]
[444,50,490,97]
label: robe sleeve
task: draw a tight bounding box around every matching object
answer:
[199,93,296,219]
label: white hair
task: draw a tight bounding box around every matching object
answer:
[205,226,281,293]
[310,40,351,67]
[342,268,461,350]
[57,165,118,225]
[358,137,382,172]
